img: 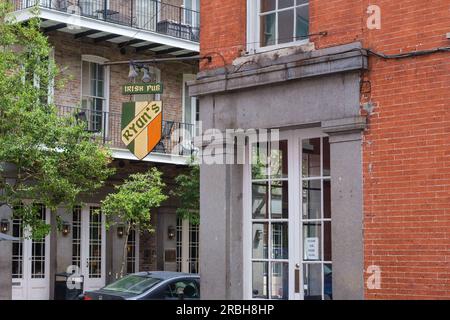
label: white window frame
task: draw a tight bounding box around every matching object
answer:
[247,0,310,54]
[242,127,331,300]
[80,54,110,136]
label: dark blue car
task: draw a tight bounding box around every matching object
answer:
[82,271,200,300]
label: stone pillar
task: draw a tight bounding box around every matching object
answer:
[322,116,366,300]
[197,133,244,300]
[0,241,12,300]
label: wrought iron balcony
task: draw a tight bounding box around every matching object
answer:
[57,105,196,158]
[13,0,200,42]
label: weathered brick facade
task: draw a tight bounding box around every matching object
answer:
[46,29,195,275]
[198,0,450,299]
[49,32,194,121]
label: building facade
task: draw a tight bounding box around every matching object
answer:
[189,0,450,299]
[0,0,200,300]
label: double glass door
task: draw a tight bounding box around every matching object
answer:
[245,128,332,300]
[72,206,106,292]
[12,205,50,300]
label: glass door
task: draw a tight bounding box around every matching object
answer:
[80,206,106,292]
[176,218,199,274]
[244,128,332,300]
[11,205,50,300]
[248,138,289,299]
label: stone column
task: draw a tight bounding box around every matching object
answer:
[197,133,244,300]
[322,116,366,300]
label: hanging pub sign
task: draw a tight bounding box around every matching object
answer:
[122,83,163,95]
[121,101,162,160]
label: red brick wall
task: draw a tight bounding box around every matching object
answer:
[199,0,246,70]
[360,0,450,300]
[199,0,450,299]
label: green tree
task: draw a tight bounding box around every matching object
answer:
[0,3,114,238]
[172,158,199,225]
[100,168,168,277]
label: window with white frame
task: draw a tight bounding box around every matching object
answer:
[248,0,309,53]
[81,56,109,133]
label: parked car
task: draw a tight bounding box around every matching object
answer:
[81,271,200,300]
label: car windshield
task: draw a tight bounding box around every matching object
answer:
[103,274,162,295]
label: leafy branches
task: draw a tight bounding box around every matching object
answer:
[100,168,168,277]
[171,158,200,225]
[0,3,114,237]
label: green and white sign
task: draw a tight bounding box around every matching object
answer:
[122,83,163,95]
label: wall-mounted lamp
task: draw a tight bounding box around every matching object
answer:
[0,219,9,233]
[128,61,156,83]
[128,62,139,80]
[142,67,153,83]
[117,224,125,238]
[61,221,71,237]
[168,226,175,240]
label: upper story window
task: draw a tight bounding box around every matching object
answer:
[248,0,310,53]
[81,55,109,133]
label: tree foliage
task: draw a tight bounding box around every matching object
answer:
[0,3,114,238]
[172,158,200,225]
[100,168,168,232]
[100,168,168,276]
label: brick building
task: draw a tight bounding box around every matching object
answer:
[0,0,200,300]
[189,0,450,299]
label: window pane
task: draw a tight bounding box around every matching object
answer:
[272,222,288,259]
[82,61,91,95]
[323,179,331,219]
[270,140,288,179]
[302,138,321,177]
[252,262,268,298]
[89,207,102,278]
[271,181,288,219]
[252,142,269,179]
[303,263,322,299]
[296,0,309,5]
[279,0,294,9]
[97,80,104,98]
[252,223,268,259]
[97,64,104,81]
[261,0,276,12]
[324,264,333,300]
[324,221,332,261]
[252,182,269,219]
[302,179,321,219]
[295,4,309,40]
[303,223,321,261]
[260,13,276,47]
[271,262,288,299]
[323,137,330,176]
[278,9,294,44]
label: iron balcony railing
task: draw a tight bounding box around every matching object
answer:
[57,105,196,157]
[13,0,200,42]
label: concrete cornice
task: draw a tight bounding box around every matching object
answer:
[189,42,368,96]
[322,116,367,143]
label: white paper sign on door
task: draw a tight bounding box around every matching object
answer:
[304,237,319,260]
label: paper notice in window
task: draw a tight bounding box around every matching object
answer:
[304,237,319,260]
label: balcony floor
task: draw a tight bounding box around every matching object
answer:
[12,5,199,56]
